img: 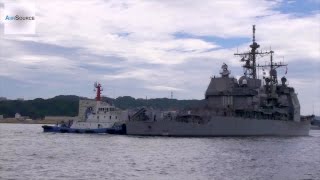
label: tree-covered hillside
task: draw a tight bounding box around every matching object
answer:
[0,95,204,119]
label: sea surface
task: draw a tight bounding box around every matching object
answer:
[0,124,320,180]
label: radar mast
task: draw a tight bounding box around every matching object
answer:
[257,50,288,86]
[234,25,270,79]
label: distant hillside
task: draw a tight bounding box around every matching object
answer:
[0,95,81,119]
[0,95,204,119]
[116,96,203,110]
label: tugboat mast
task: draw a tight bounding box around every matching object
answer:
[94,82,103,101]
[234,25,269,79]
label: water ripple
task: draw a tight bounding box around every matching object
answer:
[1,124,320,180]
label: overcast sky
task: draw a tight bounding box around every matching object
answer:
[0,0,319,115]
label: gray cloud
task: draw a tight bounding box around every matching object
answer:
[0,0,319,115]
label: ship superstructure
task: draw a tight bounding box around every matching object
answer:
[205,25,300,122]
[125,26,310,136]
[71,82,126,129]
[42,82,127,133]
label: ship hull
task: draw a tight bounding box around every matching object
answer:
[126,117,310,136]
[42,124,126,134]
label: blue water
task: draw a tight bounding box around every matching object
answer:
[1,124,320,180]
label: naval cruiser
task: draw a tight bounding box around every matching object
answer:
[125,25,310,136]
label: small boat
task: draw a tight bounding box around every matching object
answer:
[42,82,127,134]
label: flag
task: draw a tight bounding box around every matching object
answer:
[285,66,288,74]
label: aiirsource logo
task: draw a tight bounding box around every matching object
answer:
[3,3,36,35]
[5,15,35,21]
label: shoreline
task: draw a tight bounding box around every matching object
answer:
[0,118,57,124]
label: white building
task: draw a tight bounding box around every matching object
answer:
[15,113,21,119]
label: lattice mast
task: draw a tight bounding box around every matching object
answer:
[234,25,270,79]
[257,50,288,86]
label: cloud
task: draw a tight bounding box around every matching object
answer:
[0,0,319,114]
[146,85,184,92]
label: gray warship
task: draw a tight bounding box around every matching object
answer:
[125,25,310,136]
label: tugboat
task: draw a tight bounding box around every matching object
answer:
[42,82,127,134]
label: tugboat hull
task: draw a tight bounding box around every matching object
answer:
[42,124,126,134]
